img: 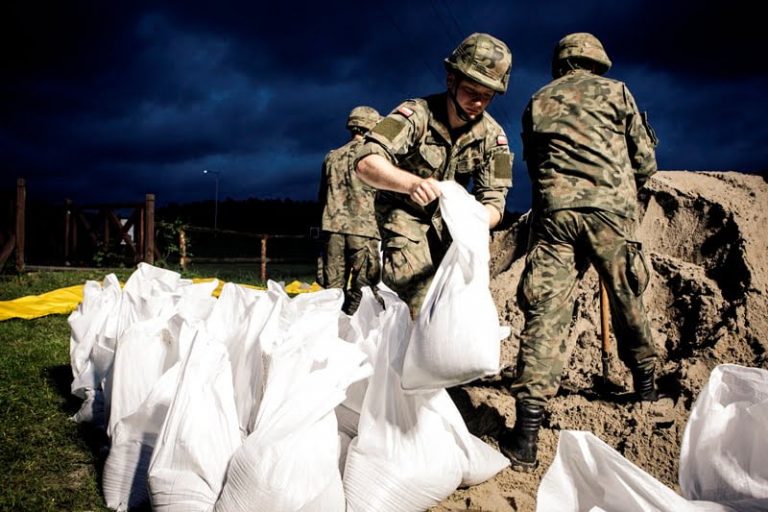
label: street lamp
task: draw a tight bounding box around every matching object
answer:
[202,169,220,232]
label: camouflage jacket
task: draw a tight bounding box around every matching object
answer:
[522,69,658,219]
[319,138,380,238]
[355,93,513,242]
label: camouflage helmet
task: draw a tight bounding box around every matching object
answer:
[553,32,612,75]
[346,106,380,132]
[444,33,512,94]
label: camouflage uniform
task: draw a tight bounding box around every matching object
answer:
[355,94,512,317]
[319,109,381,315]
[511,33,660,406]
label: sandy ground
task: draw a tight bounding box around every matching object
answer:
[429,171,768,512]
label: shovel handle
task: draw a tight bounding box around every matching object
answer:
[599,278,611,354]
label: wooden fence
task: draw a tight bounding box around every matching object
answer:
[2,179,314,282]
[175,224,307,282]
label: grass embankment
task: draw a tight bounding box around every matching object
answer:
[0,264,314,511]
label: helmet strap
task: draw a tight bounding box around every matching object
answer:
[447,76,473,124]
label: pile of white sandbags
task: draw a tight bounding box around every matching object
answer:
[68,182,512,512]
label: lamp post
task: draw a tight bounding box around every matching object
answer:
[202,169,220,232]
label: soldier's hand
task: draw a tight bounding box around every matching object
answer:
[409,177,442,206]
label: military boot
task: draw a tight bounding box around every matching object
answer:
[632,366,659,402]
[498,400,545,471]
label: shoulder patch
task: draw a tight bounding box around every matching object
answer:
[496,135,508,146]
[372,116,407,142]
[396,106,414,118]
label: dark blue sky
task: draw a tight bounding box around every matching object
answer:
[2,1,765,213]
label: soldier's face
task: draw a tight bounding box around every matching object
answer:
[448,75,495,122]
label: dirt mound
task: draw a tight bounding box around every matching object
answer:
[433,171,768,511]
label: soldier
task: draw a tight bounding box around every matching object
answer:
[499,33,661,471]
[318,106,382,315]
[355,33,514,318]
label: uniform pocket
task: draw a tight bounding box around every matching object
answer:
[418,142,446,173]
[382,235,414,291]
[625,240,650,296]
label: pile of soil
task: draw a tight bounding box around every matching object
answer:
[433,171,768,511]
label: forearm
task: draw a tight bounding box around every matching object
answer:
[356,154,421,193]
[485,204,501,229]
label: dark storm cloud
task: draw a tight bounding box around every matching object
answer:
[1,0,765,211]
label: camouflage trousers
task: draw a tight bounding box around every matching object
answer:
[319,231,380,315]
[510,209,657,405]
[381,223,449,318]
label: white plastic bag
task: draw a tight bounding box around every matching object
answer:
[402,181,508,391]
[344,289,507,511]
[679,364,768,510]
[148,334,241,512]
[537,431,732,512]
[205,283,273,435]
[214,285,371,512]
[103,283,216,510]
[68,274,123,426]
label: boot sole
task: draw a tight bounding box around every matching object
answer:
[499,445,538,472]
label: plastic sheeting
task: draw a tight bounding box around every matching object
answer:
[0,276,321,321]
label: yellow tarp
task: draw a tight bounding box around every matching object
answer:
[0,279,323,322]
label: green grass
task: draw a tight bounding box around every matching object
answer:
[0,264,317,511]
[0,313,109,511]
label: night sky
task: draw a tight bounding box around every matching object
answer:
[2,1,766,213]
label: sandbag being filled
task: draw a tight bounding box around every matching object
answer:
[402,181,509,391]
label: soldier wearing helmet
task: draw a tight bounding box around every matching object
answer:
[500,32,661,471]
[318,105,382,314]
[355,33,514,318]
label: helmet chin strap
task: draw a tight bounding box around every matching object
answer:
[448,79,473,123]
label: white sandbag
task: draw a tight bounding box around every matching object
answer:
[69,263,218,430]
[103,360,183,510]
[537,430,732,512]
[148,335,241,512]
[343,292,465,512]
[336,286,385,437]
[338,431,354,477]
[68,274,123,426]
[427,390,509,487]
[402,181,508,391]
[205,282,272,435]
[679,364,768,510]
[215,286,371,512]
[103,293,214,511]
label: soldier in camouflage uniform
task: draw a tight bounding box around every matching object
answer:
[318,106,382,315]
[355,33,514,318]
[500,32,661,471]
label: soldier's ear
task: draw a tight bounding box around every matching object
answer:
[446,72,456,90]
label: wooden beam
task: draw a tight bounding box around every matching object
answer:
[106,209,136,253]
[144,194,155,264]
[0,233,15,269]
[15,178,25,272]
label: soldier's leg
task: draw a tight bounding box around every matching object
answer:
[343,235,381,315]
[381,229,438,318]
[322,232,347,289]
[503,211,583,469]
[511,211,583,405]
[586,211,658,398]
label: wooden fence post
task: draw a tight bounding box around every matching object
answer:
[260,235,268,282]
[15,178,25,272]
[64,199,72,264]
[144,194,155,264]
[179,226,189,270]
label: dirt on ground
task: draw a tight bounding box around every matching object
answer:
[431,171,768,512]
